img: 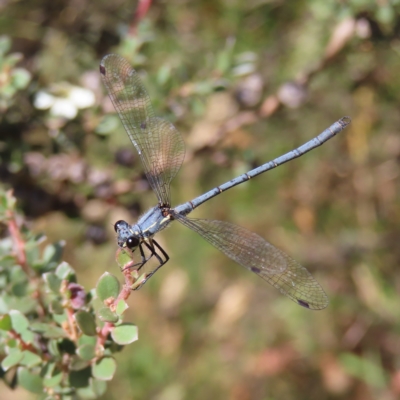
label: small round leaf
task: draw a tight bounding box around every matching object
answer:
[0,313,12,331]
[48,340,60,357]
[116,249,132,268]
[78,335,97,347]
[77,378,107,398]
[92,357,116,381]
[77,343,96,361]
[42,362,63,388]
[70,356,90,371]
[75,311,97,336]
[43,242,63,265]
[96,273,120,302]
[1,349,23,370]
[43,369,63,388]
[20,329,35,344]
[17,367,43,394]
[30,322,66,339]
[12,68,31,89]
[115,300,128,316]
[9,310,29,333]
[49,300,64,314]
[20,350,42,368]
[98,307,119,323]
[111,323,138,345]
[43,272,62,293]
[55,261,76,280]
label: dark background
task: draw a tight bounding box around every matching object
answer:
[1,0,400,399]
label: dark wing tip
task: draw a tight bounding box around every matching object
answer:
[297,299,311,309]
[100,54,120,76]
[297,298,329,310]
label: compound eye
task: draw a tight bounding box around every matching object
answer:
[126,236,140,249]
[114,220,125,233]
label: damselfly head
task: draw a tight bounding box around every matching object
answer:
[114,220,129,233]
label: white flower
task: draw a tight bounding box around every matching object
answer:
[69,86,95,109]
[33,83,95,120]
[51,98,78,119]
[34,91,55,110]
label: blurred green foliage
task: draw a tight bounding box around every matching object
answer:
[0,190,138,398]
[0,0,400,399]
[0,36,31,112]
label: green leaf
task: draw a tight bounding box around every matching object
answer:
[1,348,23,370]
[3,294,37,314]
[86,289,94,304]
[52,311,67,325]
[2,83,16,98]
[11,68,30,89]
[9,264,27,283]
[42,368,63,388]
[42,362,63,388]
[75,311,97,336]
[157,64,171,86]
[115,300,128,316]
[6,338,18,348]
[77,343,96,361]
[43,242,64,265]
[116,249,132,268]
[11,281,27,297]
[20,350,42,368]
[0,274,7,290]
[9,310,29,333]
[0,255,16,269]
[0,313,12,331]
[49,300,64,314]
[96,273,120,302]
[29,322,66,339]
[43,272,62,293]
[77,378,107,399]
[78,335,97,347]
[20,329,35,344]
[69,356,90,371]
[111,323,138,345]
[339,352,388,389]
[48,340,60,357]
[25,243,40,267]
[92,357,116,381]
[17,367,44,394]
[55,262,76,281]
[98,307,119,323]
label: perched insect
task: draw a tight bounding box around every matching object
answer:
[100,54,351,310]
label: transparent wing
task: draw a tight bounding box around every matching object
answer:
[175,215,328,310]
[100,54,185,206]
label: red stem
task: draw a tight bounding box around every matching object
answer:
[6,209,30,276]
[66,307,78,341]
[129,0,152,36]
[9,329,49,360]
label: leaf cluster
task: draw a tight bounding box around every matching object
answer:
[0,190,138,399]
